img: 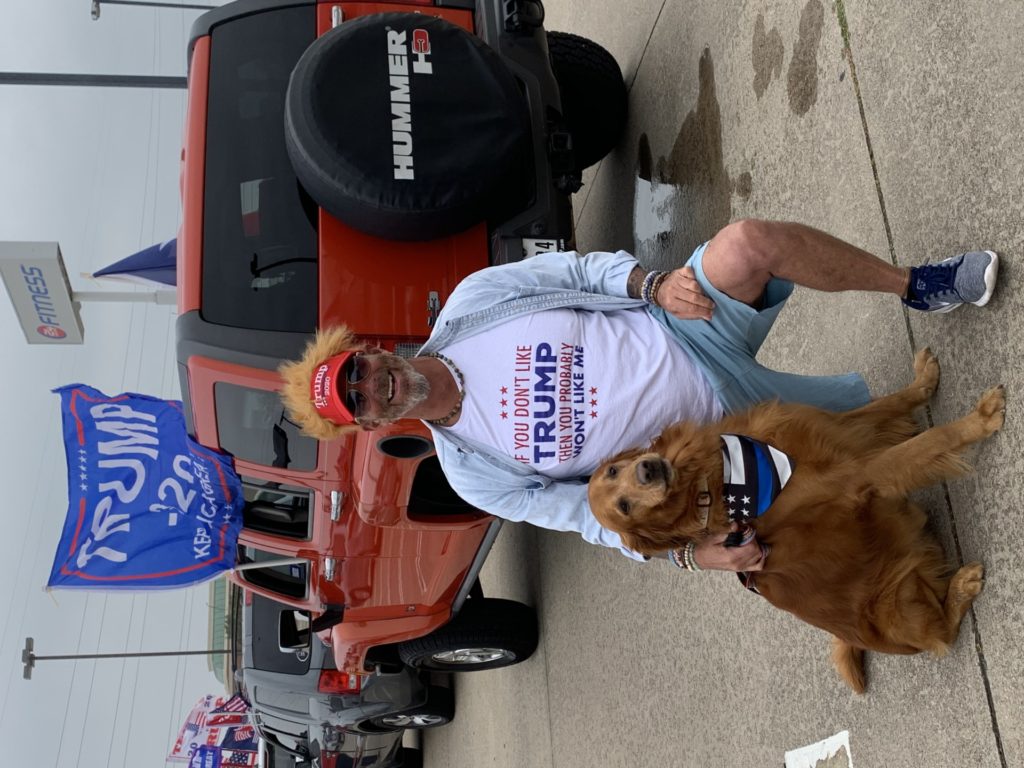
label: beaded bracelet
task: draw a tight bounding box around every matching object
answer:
[650,271,669,307]
[669,548,686,569]
[669,541,702,571]
[641,270,669,305]
[683,540,702,571]
[640,270,659,303]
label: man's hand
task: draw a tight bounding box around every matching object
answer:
[655,267,715,321]
[692,525,767,571]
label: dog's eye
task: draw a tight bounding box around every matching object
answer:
[607,466,618,478]
[618,499,630,515]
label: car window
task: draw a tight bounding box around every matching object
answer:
[250,593,312,675]
[215,383,318,471]
[243,478,313,540]
[203,6,318,332]
[239,545,308,600]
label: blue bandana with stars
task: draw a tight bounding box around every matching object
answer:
[720,434,794,521]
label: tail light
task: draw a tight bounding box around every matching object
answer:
[318,669,364,694]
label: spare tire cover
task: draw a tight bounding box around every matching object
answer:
[285,13,531,241]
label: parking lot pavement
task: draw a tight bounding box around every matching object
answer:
[424,1,1024,765]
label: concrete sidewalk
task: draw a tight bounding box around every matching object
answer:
[425,1,1023,766]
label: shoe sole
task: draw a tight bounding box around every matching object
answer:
[929,250,999,313]
[972,249,999,307]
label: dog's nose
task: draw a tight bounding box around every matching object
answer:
[636,459,664,485]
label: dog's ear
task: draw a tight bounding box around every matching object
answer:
[653,421,719,479]
[597,445,646,470]
[620,527,690,557]
[651,421,700,458]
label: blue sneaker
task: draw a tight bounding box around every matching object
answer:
[903,250,999,313]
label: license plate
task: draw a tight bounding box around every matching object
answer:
[521,237,566,259]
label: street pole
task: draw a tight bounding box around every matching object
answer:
[3,1,214,87]
[92,0,214,19]
[73,289,177,306]
[22,636,229,680]
[0,72,186,88]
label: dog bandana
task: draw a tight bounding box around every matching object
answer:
[720,434,794,521]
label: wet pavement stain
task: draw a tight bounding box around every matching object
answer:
[787,0,824,116]
[752,13,784,99]
[654,48,745,246]
[733,170,753,199]
[637,132,653,183]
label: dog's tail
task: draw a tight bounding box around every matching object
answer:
[830,637,866,694]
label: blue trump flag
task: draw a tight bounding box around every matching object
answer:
[93,238,177,287]
[49,384,243,590]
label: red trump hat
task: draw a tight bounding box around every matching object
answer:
[310,350,357,425]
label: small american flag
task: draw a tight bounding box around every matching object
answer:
[215,694,250,714]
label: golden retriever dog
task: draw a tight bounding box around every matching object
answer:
[588,349,1004,693]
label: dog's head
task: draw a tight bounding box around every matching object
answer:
[588,422,721,556]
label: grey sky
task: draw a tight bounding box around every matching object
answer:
[0,1,224,765]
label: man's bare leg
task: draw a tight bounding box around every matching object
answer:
[700,219,909,307]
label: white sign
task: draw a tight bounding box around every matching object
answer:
[785,730,853,768]
[0,241,84,344]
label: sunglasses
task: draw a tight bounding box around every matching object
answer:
[340,353,370,418]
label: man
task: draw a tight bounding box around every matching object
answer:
[279,220,998,573]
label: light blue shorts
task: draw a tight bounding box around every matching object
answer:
[648,242,871,414]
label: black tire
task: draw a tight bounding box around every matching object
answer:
[397,598,538,672]
[285,14,531,241]
[367,686,455,730]
[547,31,628,170]
[400,747,424,768]
[468,578,484,601]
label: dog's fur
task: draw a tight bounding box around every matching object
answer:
[588,350,1004,693]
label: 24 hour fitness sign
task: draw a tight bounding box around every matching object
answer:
[0,241,84,344]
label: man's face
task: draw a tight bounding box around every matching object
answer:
[342,351,430,428]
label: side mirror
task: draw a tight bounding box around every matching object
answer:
[278,609,311,653]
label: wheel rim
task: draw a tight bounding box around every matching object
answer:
[430,647,515,666]
[380,713,447,728]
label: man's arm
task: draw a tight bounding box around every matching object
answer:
[625,266,646,300]
[626,264,715,320]
[457,250,640,297]
[453,472,648,560]
[681,530,768,571]
[441,449,765,569]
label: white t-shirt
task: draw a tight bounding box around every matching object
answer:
[439,307,722,478]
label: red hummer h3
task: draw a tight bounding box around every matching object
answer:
[177,0,626,675]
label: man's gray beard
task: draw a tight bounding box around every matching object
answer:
[376,357,430,423]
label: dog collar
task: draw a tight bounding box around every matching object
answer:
[720,434,794,521]
[695,476,712,528]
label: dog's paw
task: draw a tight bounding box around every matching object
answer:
[912,347,940,398]
[974,386,1006,435]
[952,562,985,600]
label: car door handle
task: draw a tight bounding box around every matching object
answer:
[427,291,441,327]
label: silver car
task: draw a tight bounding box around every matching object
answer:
[242,592,450,767]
